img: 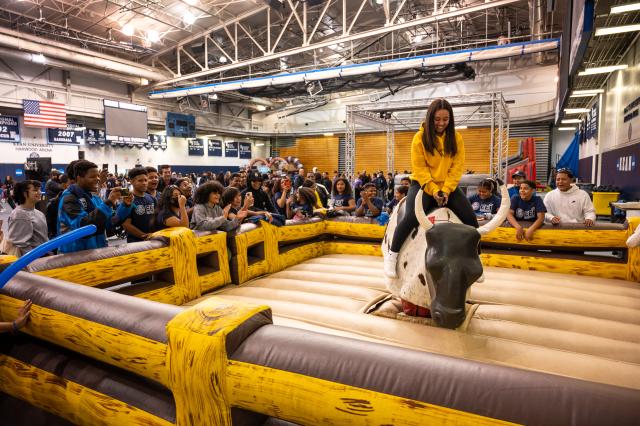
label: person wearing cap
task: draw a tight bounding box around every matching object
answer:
[241,171,277,222]
[543,168,596,227]
[508,171,526,199]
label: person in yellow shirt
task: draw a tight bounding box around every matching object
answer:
[384,98,478,278]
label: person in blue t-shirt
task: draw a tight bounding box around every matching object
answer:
[468,178,501,219]
[355,183,383,218]
[286,187,316,221]
[329,177,356,215]
[122,167,157,243]
[508,171,526,199]
[507,180,546,241]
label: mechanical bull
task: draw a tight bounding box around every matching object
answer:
[382,184,510,329]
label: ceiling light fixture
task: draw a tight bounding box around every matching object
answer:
[122,23,135,37]
[564,108,590,114]
[558,127,577,131]
[561,119,582,124]
[147,30,160,43]
[572,89,604,95]
[413,34,424,43]
[32,53,46,64]
[183,10,197,25]
[455,125,468,129]
[569,93,599,98]
[595,24,640,36]
[256,105,266,111]
[578,64,628,75]
[611,2,640,14]
[219,55,227,63]
[323,133,334,136]
[256,143,265,146]
[209,94,218,100]
[376,0,384,4]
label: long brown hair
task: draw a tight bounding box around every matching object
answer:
[422,98,457,157]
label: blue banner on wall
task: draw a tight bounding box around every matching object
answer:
[0,116,20,143]
[85,129,106,145]
[225,141,238,157]
[238,142,252,159]
[188,138,205,156]
[208,139,222,156]
[47,128,83,144]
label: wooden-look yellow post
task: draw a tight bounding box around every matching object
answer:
[154,227,200,304]
[628,218,640,282]
[166,297,270,426]
[261,222,280,274]
[0,255,17,266]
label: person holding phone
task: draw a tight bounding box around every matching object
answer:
[272,176,290,215]
[221,187,251,224]
[383,98,477,278]
[57,160,132,253]
[241,171,277,223]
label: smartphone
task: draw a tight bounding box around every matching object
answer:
[120,188,130,197]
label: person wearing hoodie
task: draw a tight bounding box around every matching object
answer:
[383,98,477,278]
[241,171,277,223]
[544,169,596,227]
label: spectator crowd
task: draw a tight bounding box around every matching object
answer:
[0,162,637,259]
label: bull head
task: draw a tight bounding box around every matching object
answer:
[385,184,509,329]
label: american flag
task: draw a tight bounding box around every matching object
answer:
[23,99,67,128]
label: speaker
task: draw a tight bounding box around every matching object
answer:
[78,150,85,160]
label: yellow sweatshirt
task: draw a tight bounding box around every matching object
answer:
[409,127,465,197]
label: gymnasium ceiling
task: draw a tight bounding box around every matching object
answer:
[0,0,564,105]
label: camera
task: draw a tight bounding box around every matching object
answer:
[120,188,130,197]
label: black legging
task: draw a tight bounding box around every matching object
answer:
[390,181,478,252]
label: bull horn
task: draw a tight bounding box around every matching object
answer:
[415,189,434,230]
[477,182,510,235]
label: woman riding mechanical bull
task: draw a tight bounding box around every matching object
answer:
[382,98,509,328]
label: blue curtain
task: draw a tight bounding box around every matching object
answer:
[556,131,580,177]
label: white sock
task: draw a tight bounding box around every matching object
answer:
[384,250,399,278]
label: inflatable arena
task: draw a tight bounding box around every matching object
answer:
[1,197,639,425]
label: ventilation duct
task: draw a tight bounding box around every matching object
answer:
[0,28,169,82]
[150,38,559,99]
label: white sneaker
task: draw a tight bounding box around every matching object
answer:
[384,251,399,278]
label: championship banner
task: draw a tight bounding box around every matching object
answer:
[0,116,20,143]
[225,141,238,157]
[208,139,222,156]
[188,138,205,156]
[149,134,165,150]
[238,142,252,159]
[47,127,83,144]
[85,129,106,146]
